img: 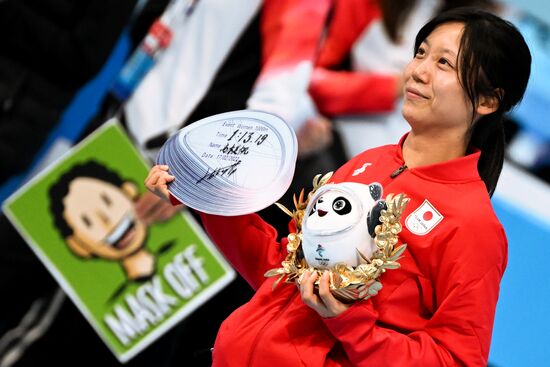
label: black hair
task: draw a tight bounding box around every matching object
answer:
[414,7,531,196]
[49,160,127,237]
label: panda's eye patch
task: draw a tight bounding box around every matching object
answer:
[332,196,351,215]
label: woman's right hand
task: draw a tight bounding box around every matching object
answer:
[144,165,175,201]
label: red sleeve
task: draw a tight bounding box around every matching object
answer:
[309,68,398,116]
[316,0,379,67]
[259,0,331,75]
[323,219,507,366]
[169,193,182,206]
[198,212,287,290]
[308,0,398,116]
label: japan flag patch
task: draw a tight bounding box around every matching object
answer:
[405,200,443,235]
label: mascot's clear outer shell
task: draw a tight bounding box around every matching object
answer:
[265,172,410,303]
[301,182,380,269]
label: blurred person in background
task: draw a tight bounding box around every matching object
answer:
[115,0,344,240]
[84,0,339,365]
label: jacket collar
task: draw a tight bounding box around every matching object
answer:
[394,133,482,183]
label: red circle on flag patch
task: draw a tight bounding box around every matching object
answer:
[423,211,433,221]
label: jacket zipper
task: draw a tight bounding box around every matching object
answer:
[390,164,407,178]
[246,291,299,366]
[380,163,408,188]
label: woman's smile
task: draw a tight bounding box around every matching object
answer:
[405,86,429,100]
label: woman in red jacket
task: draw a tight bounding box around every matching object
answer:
[146,8,531,366]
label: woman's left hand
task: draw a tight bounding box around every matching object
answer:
[298,270,350,318]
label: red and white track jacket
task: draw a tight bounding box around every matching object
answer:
[199,137,507,366]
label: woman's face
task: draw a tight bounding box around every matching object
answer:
[402,22,473,135]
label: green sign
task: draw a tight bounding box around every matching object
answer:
[2,120,235,362]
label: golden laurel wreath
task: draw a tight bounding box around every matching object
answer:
[264,172,410,302]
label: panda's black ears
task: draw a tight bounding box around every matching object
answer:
[369,183,383,201]
[367,201,387,237]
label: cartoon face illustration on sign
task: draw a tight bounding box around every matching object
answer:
[49,161,155,280]
[301,182,386,269]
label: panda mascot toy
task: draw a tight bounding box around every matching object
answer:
[265,177,408,302]
[301,182,387,269]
